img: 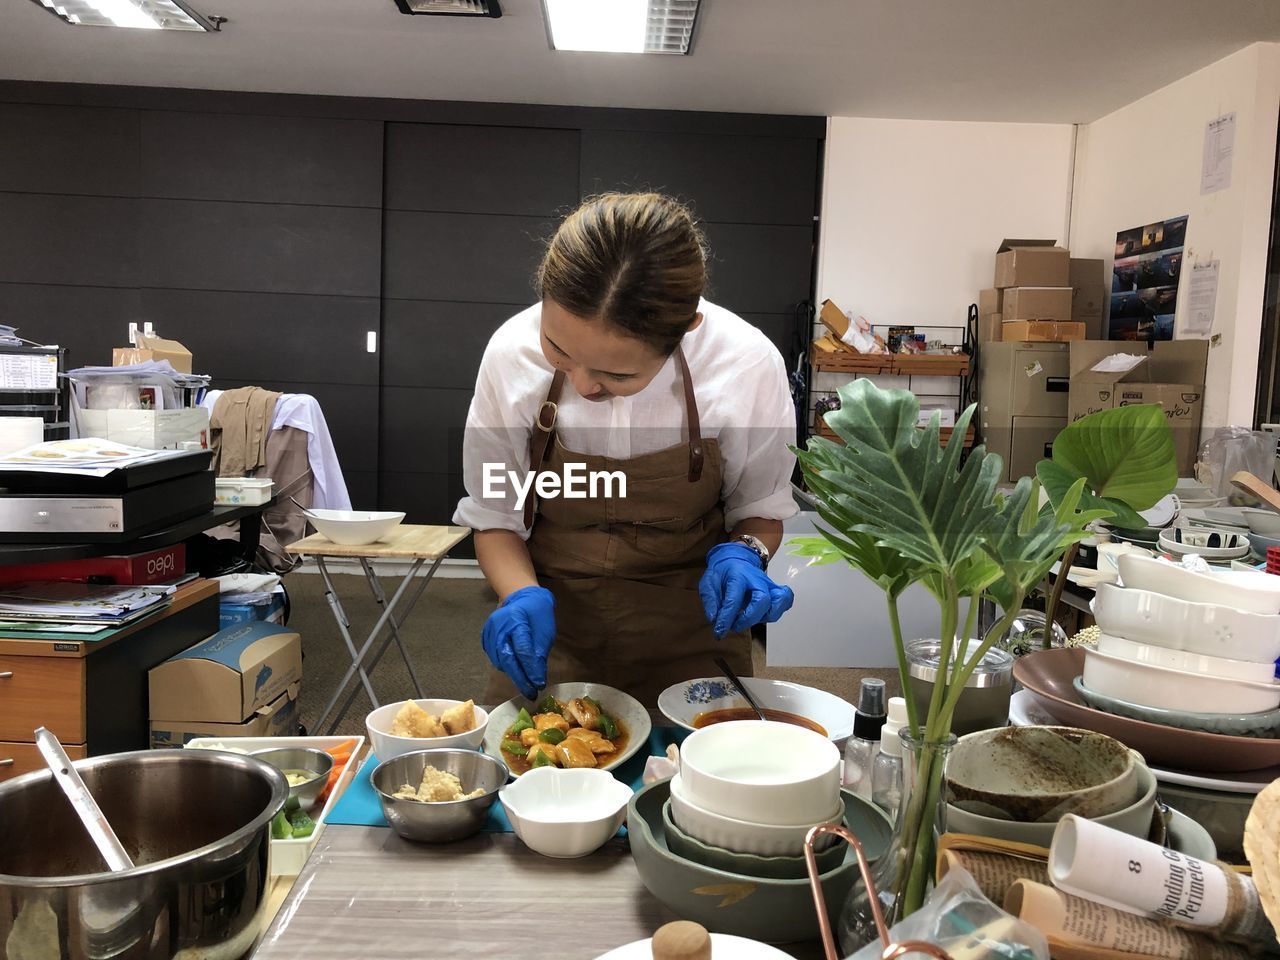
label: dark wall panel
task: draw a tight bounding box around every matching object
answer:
[383,211,549,303]
[702,222,815,316]
[385,124,579,216]
[0,193,139,288]
[379,386,472,475]
[380,471,470,542]
[382,300,513,390]
[580,130,820,226]
[137,199,381,297]
[140,111,383,207]
[0,283,141,369]
[0,103,139,197]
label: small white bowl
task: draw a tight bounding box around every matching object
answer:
[1095,632,1276,683]
[657,677,855,745]
[308,509,406,546]
[1157,525,1250,561]
[499,767,632,858]
[1082,648,1280,715]
[1243,509,1280,537]
[1117,554,1280,615]
[366,699,489,761]
[668,774,841,856]
[1091,582,1280,663]
[677,720,842,826]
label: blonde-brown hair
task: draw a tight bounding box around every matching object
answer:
[537,192,707,355]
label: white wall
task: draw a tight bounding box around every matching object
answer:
[1070,42,1280,429]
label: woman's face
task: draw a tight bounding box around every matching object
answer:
[539,299,698,401]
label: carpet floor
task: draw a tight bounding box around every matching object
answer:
[285,570,899,736]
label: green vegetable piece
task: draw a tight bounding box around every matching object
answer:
[508,718,533,736]
[501,739,526,755]
[598,713,618,740]
[581,695,603,713]
[538,695,563,715]
[285,796,301,814]
[532,749,553,768]
[516,707,532,725]
[271,809,293,840]
[538,728,566,745]
[288,808,316,839]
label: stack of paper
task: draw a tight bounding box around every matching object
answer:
[0,582,174,627]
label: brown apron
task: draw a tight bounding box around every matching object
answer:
[483,347,752,706]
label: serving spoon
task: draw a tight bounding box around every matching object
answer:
[35,726,134,872]
[713,656,768,722]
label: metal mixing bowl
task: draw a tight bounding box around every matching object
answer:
[372,748,507,843]
[0,749,287,960]
[251,746,334,807]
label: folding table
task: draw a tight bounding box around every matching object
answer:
[287,524,471,734]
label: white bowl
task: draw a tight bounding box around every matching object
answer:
[1095,632,1275,683]
[1091,582,1280,663]
[1082,648,1280,715]
[668,774,841,856]
[499,767,632,858]
[677,720,842,826]
[1157,525,1251,561]
[657,677,855,745]
[1243,509,1280,537]
[1117,553,1280,615]
[308,509,405,546]
[366,699,489,760]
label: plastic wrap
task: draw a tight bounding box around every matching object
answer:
[1196,426,1278,502]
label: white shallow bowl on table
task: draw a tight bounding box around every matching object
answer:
[1091,582,1280,663]
[1083,647,1280,714]
[499,766,632,858]
[482,682,652,777]
[668,773,841,856]
[1244,508,1280,537]
[366,699,489,760]
[307,509,405,545]
[1094,632,1276,683]
[1117,553,1280,615]
[656,676,855,745]
[1157,525,1251,561]
[594,934,794,960]
[677,719,842,825]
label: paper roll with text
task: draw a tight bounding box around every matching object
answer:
[1048,814,1272,943]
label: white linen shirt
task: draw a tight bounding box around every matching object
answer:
[452,299,798,538]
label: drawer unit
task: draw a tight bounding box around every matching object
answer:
[0,739,87,782]
[0,654,85,743]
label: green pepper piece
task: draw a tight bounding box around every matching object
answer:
[285,795,301,814]
[537,695,563,715]
[501,738,525,755]
[516,707,532,725]
[538,728,566,745]
[598,713,618,740]
[288,807,316,839]
[508,717,533,736]
[581,695,603,713]
[271,809,293,840]
[531,749,553,768]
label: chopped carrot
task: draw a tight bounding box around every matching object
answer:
[327,750,352,765]
[324,739,356,757]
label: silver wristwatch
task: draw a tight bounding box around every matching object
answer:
[733,533,771,568]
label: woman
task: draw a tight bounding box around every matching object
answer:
[454,192,798,705]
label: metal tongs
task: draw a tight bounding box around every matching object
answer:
[804,823,955,960]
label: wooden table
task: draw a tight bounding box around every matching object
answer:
[253,825,826,960]
[287,525,471,733]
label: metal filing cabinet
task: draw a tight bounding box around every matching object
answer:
[978,343,1070,482]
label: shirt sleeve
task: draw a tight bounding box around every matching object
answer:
[719,350,799,529]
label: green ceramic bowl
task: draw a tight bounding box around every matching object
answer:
[628,779,890,943]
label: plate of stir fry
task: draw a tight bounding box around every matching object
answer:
[483,682,652,777]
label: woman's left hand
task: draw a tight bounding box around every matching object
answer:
[698,542,794,638]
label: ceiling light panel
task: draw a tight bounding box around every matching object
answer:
[394,0,502,16]
[32,0,214,30]
[543,0,700,55]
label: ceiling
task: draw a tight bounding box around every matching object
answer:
[2,0,1279,122]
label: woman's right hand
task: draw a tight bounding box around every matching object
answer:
[481,585,556,700]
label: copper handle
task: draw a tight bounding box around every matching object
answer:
[804,823,955,960]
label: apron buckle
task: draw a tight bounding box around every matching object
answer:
[536,400,559,432]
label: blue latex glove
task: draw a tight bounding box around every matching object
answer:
[481,585,556,700]
[698,542,794,639]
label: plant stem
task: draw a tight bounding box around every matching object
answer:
[886,594,920,738]
[937,590,1026,733]
[1042,542,1078,649]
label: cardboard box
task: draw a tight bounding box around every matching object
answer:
[978,288,1004,317]
[0,544,185,586]
[1069,257,1106,339]
[148,621,302,724]
[1001,320,1086,342]
[985,418,1067,483]
[979,342,1071,423]
[78,407,209,451]
[150,684,299,748]
[113,334,193,374]
[219,591,286,628]
[1003,287,1073,322]
[994,240,1070,289]
[1067,340,1208,474]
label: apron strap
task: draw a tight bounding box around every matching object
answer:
[523,369,565,530]
[676,346,704,483]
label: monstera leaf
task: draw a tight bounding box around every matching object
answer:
[1037,404,1177,529]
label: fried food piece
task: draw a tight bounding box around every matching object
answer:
[391,765,485,803]
[565,728,614,754]
[389,701,447,739]
[565,698,601,731]
[527,742,559,765]
[440,699,476,735]
[519,727,540,748]
[554,738,598,768]
[534,712,570,733]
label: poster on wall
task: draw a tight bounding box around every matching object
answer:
[1108,215,1188,340]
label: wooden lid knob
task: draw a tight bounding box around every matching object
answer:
[651,921,711,960]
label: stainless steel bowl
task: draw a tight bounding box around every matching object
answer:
[250,746,334,807]
[0,748,287,960]
[372,749,507,843]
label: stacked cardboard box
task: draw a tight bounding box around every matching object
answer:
[979,240,1089,343]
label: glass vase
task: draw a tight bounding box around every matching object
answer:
[992,607,1067,659]
[836,729,956,955]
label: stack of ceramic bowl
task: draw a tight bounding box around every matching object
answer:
[945,725,1157,847]
[1156,525,1251,564]
[1243,508,1280,561]
[1083,555,1280,737]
